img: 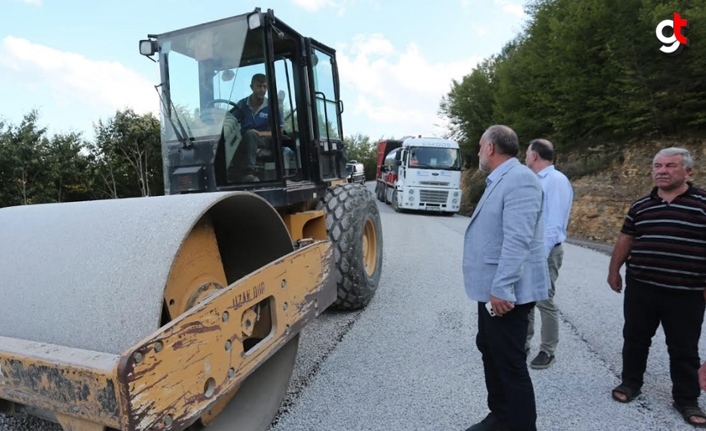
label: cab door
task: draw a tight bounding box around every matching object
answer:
[305,38,345,182]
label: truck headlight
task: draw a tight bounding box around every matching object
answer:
[452,199,458,204]
[408,189,414,194]
[453,191,460,197]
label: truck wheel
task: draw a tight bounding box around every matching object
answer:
[318,183,383,310]
[391,189,401,212]
[375,183,384,202]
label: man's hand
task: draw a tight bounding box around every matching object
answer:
[699,361,706,391]
[489,295,514,317]
[607,233,633,294]
[607,271,623,293]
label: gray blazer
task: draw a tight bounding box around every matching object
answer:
[462,158,550,305]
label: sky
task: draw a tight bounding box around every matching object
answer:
[0,0,529,141]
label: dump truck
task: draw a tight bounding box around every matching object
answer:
[0,8,383,431]
[375,136,462,214]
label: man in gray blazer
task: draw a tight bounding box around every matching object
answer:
[462,125,550,431]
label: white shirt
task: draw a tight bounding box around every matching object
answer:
[536,165,573,257]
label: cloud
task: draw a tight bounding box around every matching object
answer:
[0,36,158,117]
[291,0,336,12]
[12,0,42,5]
[336,34,482,138]
[475,26,489,37]
[290,0,378,16]
[494,0,525,18]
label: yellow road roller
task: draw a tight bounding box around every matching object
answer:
[0,7,383,431]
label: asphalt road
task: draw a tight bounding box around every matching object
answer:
[2,183,704,431]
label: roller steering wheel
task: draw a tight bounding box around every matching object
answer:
[206,99,243,115]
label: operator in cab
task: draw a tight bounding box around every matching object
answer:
[229,73,284,182]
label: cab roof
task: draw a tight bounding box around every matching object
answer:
[401,137,459,149]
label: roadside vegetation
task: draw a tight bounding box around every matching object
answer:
[439,0,705,212]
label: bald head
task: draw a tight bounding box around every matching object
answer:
[477,124,519,173]
[483,125,520,157]
[525,138,555,173]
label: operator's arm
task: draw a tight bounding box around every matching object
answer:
[256,105,285,138]
[607,233,634,293]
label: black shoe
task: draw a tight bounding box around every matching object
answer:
[530,351,555,369]
[465,413,507,431]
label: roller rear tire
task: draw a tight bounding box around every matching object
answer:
[318,183,383,310]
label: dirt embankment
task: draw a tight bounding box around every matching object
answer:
[460,137,706,246]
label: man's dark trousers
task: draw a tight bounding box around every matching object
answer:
[622,276,705,406]
[476,301,537,431]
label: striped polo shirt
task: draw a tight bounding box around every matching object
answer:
[621,183,706,291]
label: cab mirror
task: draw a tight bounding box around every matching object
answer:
[248,12,262,29]
[139,39,157,56]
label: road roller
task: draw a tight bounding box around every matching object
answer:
[0,7,383,431]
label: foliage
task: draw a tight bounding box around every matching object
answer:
[439,0,706,160]
[0,109,163,208]
[90,109,163,198]
[438,0,706,213]
[0,110,91,207]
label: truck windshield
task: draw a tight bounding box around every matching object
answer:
[157,16,260,142]
[408,147,461,170]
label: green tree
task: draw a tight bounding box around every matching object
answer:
[439,0,706,156]
[0,111,51,206]
[344,133,380,180]
[45,132,92,203]
[90,109,163,198]
[440,57,500,166]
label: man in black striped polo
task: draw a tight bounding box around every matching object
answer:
[607,147,706,428]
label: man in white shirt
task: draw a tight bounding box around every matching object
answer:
[524,139,574,369]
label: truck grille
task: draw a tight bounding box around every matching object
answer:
[419,181,450,186]
[420,190,448,204]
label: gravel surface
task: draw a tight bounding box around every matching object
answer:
[3,184,705,431]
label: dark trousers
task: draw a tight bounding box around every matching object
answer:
[477,301,537,431]
[237,129,261,173]
[621,276,705,406]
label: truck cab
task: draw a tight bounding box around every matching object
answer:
[375,137,462,214]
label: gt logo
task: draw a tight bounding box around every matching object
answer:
[656,12,689,55]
